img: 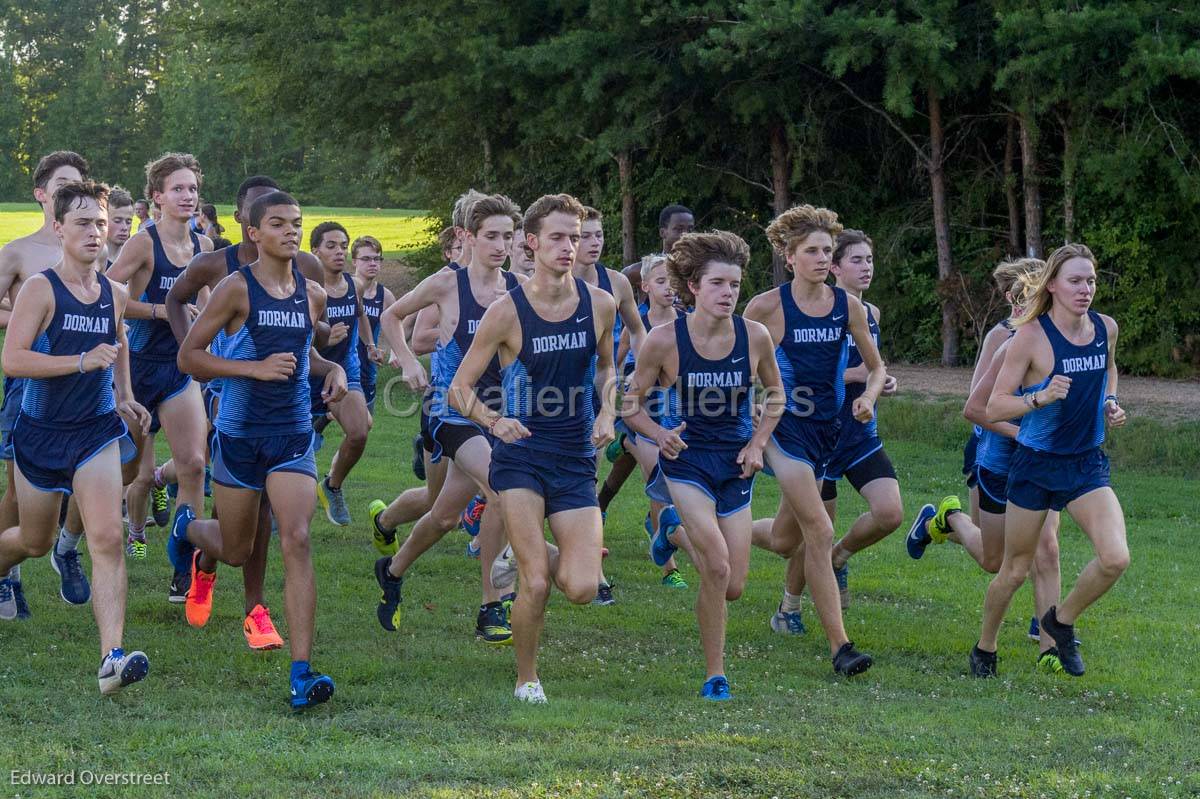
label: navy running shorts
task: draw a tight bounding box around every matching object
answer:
[13,413,136,494]
[130,355,192,433]
[309,376,362,417]
[976,465,1009,515]
[1006,445,1111,512]
[647,445,756,517]
[963,429,980,488]
[0,376,25,461]
[489,443,598,517]
[768,415,840,473]
[212,430,317,491]
[820,444,896,501]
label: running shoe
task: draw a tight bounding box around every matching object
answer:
[290,669,334,710]
[475,602,513,645]
[318,477,351,526]
[465,538,481,558]
[932,495,961,542]
[969,644,998,678]
[244,604,284,651]
[642,513,654,541]
[1037,647,1065,674]
[411,434,426,480]
[593,582,616,606]
[514,681,547,704]
[650,505,681,567]
[186,550,216,628]
[368,499,398,556]
[166,503,196,573]
[1040,607,1084,676]
[661,569,688,589]
[460,495,486,537]
[832,641,873,676]
[97,647,149,695]
[604,432,626,463]
[168,570,190,604]
[12,580,29,619]
[834,561,850,609]
[204,465,212,498]
[0,579,15,620]
[769,604,806,635]
[500,591,516,620]
[166,481,178,500]
[490,544,517,591]
[905,503,937,560]
[150,484,170,527]
[1028,616,1040,641]
[51,546,91,605]
[374,556,404,632]
[126,535,147,560]
[700,675,731,701]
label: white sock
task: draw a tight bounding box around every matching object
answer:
[780,591,803,613]
[57,528,82,556]
[6,564,19,582]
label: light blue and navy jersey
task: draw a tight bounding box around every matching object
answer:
[501,278,598,455]
[127,225,201,361]
[357,282,385,389]
[776,284,850,422]
[209,246,248,379]
[21,270,117,425]
[1017,311,1108,455]
[659,315,754,449]
[215,266,313,438]
[422,262,464,418]
[432,268,519,421]
[836,303,880,440]
[977,322,1019,473]
[594,265,623,356]
[315,273,361,385]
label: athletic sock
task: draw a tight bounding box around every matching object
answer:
[325,475,341,492]
[56,529,82,556]
[128,521,146,540]
[6,565,19,582]
[780,591,803,613]
[373,514,394,537]
[152,465,166,490]
[290,660,310,681]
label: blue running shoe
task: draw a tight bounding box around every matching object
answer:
[204,465,212,498]
[643,513,653,540]
[834,562,850,609]
[465,538,480,559]
[166,481,178,500]
[11,580,29,619]
[374,556,404,632]
[1028,616,1040,641]
[0,578,16,620]
[51,547,91,605]
[290,670,335,710]
[905,503,937,560]
[98,647,149,696]
[650,506,681,568]
[167,504,196,573]
[769,604,806,635]
[700,675,731,701]
[460,495,485,538]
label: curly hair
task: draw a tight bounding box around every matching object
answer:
[766,204,843,257]
[666,230,750,307]
[144,152,202,205]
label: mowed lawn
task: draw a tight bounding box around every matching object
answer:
[0,368,1196,798]
[0,203,434,260]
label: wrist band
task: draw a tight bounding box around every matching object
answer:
[487,416,500,433]
[78,352,85,373]
[1031,391,1041,409]
[1105,394,1119,405]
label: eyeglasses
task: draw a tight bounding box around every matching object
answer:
[356,255,384,264]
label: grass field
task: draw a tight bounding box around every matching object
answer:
[0,367,1196,797]
[0,203,434,259]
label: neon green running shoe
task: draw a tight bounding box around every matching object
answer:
[661,569,688,590]
[125,536,147,560]
[1037,647,1065,674]
[931,495,961,544]
[368,500,398,556]
[604,432,627,464]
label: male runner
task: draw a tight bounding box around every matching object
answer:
[104,187,135,269]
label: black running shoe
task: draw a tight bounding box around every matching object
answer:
[1040,606,1084,676]
[592,582,615,606]
[969,644,998,678]
[832,641,872,676]
[475,602,512,645]
[168,570,190,604]
[411,435,426,481]
[375,556,404,632]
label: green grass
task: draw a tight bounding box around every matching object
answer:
[0,380,1197,798]
[0,203,434,259]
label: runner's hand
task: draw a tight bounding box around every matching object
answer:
[655,423,687,459]
[82,342,120,372]
[254,352,296,381]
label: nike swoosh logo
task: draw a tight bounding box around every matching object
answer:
[1095,341,1105,348]
[740,490,751,495]
[292,452,303,458]
[100,303,111,309]
[832,315,844,321]
[576,316,589,323]
[294,298,306,304]
[731,357,745,363]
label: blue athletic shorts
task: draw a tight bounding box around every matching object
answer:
[489,443,598,516]
[822,433,886,483]
[963,429,980,488]
[203,382,221,422]
[130,356,192,433]
[13,413,136,494]
[976,465,1009,515]
[1006,445,1110,512]
[647,445,755,517]
[309,377,363,417]
[211,430,317,491]
[0,376,25,461]
[363,378,377,413]
[768,415,840,473]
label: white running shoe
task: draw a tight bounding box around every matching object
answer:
[490,544,517,590]
[97,647,149,696]
[514,681,547,704]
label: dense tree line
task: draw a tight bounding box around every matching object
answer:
[2,1,1198,373]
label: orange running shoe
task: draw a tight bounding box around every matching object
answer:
[185,550,216,628]
[243,604,284,650]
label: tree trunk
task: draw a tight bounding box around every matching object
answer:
[616,151,637,266]
[770,122,791,286]
[1004,115,1021,256]
[928,88,958,366]
[1019,111,1043,258]
[1060,111,1076,242]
